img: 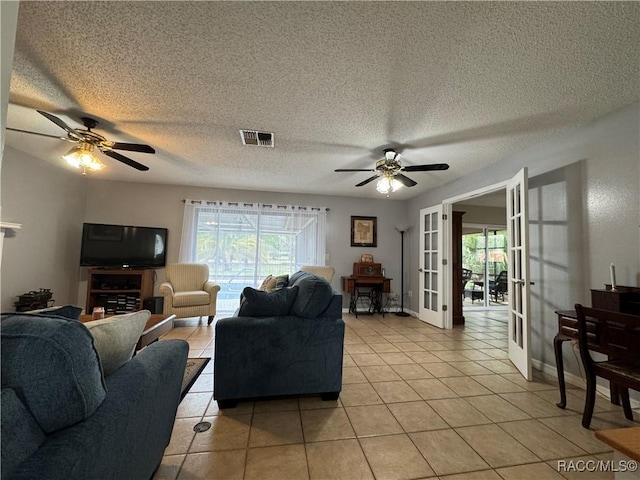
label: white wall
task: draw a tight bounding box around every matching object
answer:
[1,146,87,311]
[79,180,408,310]
[407,102,640,380]
[455,205,506,227]
[1,1,19,156]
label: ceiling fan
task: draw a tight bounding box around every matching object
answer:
[6,110,154,171]
[335,148,449,195]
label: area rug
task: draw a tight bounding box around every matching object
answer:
[181,357,210,400]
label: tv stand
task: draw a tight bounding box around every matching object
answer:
[94,266,152,270]
[86,268,153,315]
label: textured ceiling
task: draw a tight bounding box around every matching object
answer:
[6,1,639,199]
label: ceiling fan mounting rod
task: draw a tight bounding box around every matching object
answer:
[71,130,107,145]
[376,157,401,175]
[81,116,99,130]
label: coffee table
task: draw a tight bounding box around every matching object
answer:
[79,313,176,350]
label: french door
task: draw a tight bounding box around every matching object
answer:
[418,204,450,328]
[506,168,532,380]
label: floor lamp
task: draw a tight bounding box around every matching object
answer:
[395,225,411,317]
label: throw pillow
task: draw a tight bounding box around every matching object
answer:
[238,286,298,317]
[258,275,277,291]
[257,274,289,292]
[25,304,83,320]
[83,310,150,376]
[274,274,289,289]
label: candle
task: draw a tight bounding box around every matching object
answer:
[610,263,617,291]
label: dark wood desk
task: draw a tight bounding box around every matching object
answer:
[554,310,589,408]
[592,286,640,316]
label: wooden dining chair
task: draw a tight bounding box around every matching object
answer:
[574,303,640,428]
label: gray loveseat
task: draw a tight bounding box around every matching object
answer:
[1,312,188,480]
[214,271,344,408]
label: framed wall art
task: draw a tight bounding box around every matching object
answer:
[351,216,377,247]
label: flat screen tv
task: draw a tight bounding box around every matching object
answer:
[80,223,168,268]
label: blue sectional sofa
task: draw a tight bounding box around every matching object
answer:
[1,312,188,480]
[213,271,344,408]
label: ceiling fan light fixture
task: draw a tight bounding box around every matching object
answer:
[85,156,105,171]
[376,175,403,195]
[63,143,104,171]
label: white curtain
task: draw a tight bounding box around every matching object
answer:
[178,201,198,262]
[179,199,328,285]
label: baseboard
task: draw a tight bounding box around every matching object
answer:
[532,358,586,389]
[533,358,640,409]
[340,307,419,317]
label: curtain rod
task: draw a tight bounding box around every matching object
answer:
[181,199,329,211]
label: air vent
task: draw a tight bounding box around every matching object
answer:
[240,130,274,147]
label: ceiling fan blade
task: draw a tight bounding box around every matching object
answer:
[101,149,149,171]
[106,142,156,154]
[356,175,379,187]
[335,168,376,172]
[402,163,450,172]
[395,174,417,187]
[37,110,84,141]
[6,127,69,141]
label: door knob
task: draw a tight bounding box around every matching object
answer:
[418,268,423,272]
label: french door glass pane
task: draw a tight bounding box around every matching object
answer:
[462,228,508,307]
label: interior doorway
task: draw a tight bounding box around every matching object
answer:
[454,188,507,313]
[443,168,532,380]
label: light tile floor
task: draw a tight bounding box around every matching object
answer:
[153,311,638,480]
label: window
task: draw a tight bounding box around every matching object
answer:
[462,227,508,308]
[179,200,327,310]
